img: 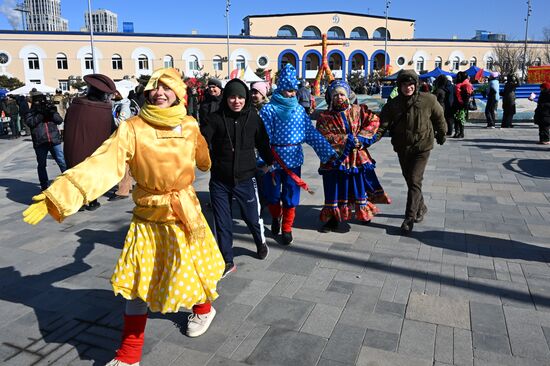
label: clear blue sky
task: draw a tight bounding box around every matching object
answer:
[0,0,548,40]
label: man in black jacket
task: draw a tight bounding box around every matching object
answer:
[201,79,273,278]
[378,70,446,234]
[19,91,66,190]
[198,78,223,126]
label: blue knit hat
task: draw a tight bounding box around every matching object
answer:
[277,64,299,92]
[327,80,351,99]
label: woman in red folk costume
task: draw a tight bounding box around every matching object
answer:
[316,80,391,232]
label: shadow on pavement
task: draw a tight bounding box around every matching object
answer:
[0,226,131,364]
[0,178,41,204]
[366,221,550,263]
[286,226,550,309]
[503,158,550,178]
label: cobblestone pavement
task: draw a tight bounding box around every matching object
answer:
[0,121,549,366]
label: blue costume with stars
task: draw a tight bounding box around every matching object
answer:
[259,64,336,242]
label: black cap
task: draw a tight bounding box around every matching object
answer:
[207,78,222,89]
[83,74,116,93]
[224,80,247,98]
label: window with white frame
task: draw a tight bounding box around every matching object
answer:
[58,80,69,91]
[416,57,424,72]
[28,53,40,69]
[188,55,200,71]
[84,53,94,70]
[138,54,149,70]
[56,53,68,69]
[236,55,246,70]
[163,55,174,68]
[452,56,460,71]
[112,54,123,70]
[533,57,541,66]
[470,57,477,67]
[213,55,223,71]
[434,56,442,69]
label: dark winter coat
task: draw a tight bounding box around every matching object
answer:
[23,105,63,147]
[201,78,273,185]
[501,81,517,114]
[534,89,550,127]
[63,96,114,168]
[198,93,222,126]
[379,70,447,154]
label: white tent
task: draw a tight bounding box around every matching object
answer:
[114,79,138,99]
[230,67,264,83]
[8,82,56,96]
[243,67,263,82]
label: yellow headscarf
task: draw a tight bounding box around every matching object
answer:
[139,68,188,127]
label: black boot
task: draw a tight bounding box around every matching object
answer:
[458,125,464,138]
[452,122,460,138]
[400,218,415,234]
[282,231,293,246]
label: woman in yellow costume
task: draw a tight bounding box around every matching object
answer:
[23,68,225,366]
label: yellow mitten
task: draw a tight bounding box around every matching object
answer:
[23,193,48,225]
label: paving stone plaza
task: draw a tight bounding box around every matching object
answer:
[1,118,550,365]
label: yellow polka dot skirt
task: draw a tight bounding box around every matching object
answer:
[111,215,225,313]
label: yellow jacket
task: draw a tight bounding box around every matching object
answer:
[43,115,210,226]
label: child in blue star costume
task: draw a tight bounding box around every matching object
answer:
[259,64,337,245]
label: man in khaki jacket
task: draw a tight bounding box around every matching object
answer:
[377,69,447,234]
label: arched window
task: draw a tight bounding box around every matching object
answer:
[236,55,246,70]
[28,53,40,70]
[416,57,425,72]
[188,55,200,71]
[138,54,149,70]
[373,27,390,40]
[434,56,442,69]
[470,57,477,67]
[452,56,460,71]
[486,57,494,70]
[350,27,368,39]
[56,53,67,69]
[302,26,321,38]
[213,55,223,71]
[84,53,94,70]
[277,25,297,37]
[163,55,174,68]
[327,26,345,39]
[533,57,542,66]
[112,54,123,70]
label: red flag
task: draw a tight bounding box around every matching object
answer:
[474,68,485,81]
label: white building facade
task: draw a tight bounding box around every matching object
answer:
[23,0,68,32]
[84,9,118,33]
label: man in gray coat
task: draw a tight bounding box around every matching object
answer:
[377,69,447,234]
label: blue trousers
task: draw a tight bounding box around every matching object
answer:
[209,177,265,264]
[263,167,301,208]
[34,143,67,190]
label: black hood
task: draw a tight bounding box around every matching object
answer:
[220,78,251,113]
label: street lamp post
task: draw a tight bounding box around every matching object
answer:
[87,0,97,74]
[521,0,532,82]
[384,0,391,75]
[225,0,231,79]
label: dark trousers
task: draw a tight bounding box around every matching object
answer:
[34,143,67,190]
[485,101,497,127]
[209,177,265,264]
[397,150,430,220]
[539,124,550,143]
[445,114,454,136]
[501,110,514,128]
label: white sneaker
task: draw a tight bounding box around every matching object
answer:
[105,359,139,366]
[186,307,216,337]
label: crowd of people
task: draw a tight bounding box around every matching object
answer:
[4,63,543,365]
